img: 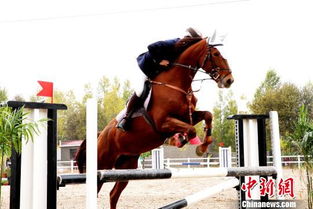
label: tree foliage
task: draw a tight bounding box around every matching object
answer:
[254,69,280,98]
[212,90,238,152]
[300,83,313,119]
[54,90,86,141]
[97,77,133,132]
[0,87,8,103]
[249,70,313,139]
[100,78,131,127]
[55,76,132,141]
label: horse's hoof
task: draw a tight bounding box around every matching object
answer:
[177,141,187,148]
[195,145,206,156]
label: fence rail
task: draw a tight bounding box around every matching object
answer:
[57,155,307,173]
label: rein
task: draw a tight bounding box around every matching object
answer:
[173,45,232,83]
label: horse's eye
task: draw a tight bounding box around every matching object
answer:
[213,52,220,56]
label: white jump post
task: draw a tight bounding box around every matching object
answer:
[219,146,232,168]
[269,111,283,198]
[152,147,164,169]
[243,117,260,200]
[86,98,98,209]
[20,109,48,209]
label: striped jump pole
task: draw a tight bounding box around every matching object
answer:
[58,166,277,186]
[159,178,240,209]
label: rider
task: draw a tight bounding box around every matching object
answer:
[117,28,203,131]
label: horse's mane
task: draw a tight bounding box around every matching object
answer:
[174,36,203,55]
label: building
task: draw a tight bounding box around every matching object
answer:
[59,140,83,161]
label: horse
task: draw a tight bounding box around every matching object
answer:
[75,38,234,209]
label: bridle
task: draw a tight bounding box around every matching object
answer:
[172,44,232,83]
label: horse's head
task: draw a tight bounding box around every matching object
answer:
[200,41,234,88]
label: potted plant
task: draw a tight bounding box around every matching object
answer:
[0,105,45,204]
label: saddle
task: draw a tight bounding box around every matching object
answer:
[116,81,157,131]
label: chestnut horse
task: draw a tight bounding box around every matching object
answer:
[75,38,234,209]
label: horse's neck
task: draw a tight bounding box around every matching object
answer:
[156,41,206,92]
[160,66,195,92]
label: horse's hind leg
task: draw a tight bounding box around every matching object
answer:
[109,155,139,209]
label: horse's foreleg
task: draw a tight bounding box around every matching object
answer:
[160,117,197,147]
[109,155,139,209]
[191,111,213,156]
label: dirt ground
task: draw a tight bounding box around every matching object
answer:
[0,168,309,209]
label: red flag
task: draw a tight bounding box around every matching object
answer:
[37,81,54,103]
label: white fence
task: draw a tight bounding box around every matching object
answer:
[57,155,307,173]
[57,161,78,173]
[142,155,307,169]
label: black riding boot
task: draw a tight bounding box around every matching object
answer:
[116,94,143,131]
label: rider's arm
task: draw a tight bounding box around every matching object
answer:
[147,38,179,63]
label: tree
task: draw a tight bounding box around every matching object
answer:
[96,76,133,131]
[0,88,8,103]
[121,80,133,101]
[300,82,313,119]
[212,90,238,152]
[53,77,133,141]
[101,78,129,126]
[254,69,280,99]
[54,90,86,141]
[249,70,302,138]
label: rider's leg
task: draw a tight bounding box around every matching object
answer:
[116,73,147,131]
[116,93,142,131]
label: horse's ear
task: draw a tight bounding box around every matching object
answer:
[208,30,227,46]
[186,27,202,38]
[208,30,217,44]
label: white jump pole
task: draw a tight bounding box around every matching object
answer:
[159,178,239,209]
[186,178,239,205]
[269,111,283,198]
[242,119,260,201]
[20,108,48,209]
[86,99,98,209]
[32,109,48,209]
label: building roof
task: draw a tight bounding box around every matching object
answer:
[60,140,83,148]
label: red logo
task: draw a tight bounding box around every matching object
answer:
[241,177,295,198]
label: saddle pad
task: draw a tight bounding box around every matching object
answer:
[115,89,152,122]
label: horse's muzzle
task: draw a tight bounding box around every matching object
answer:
[218,74,234,88]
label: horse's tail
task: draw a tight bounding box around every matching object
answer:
[74,132,101,173]
[74,139,87,173]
